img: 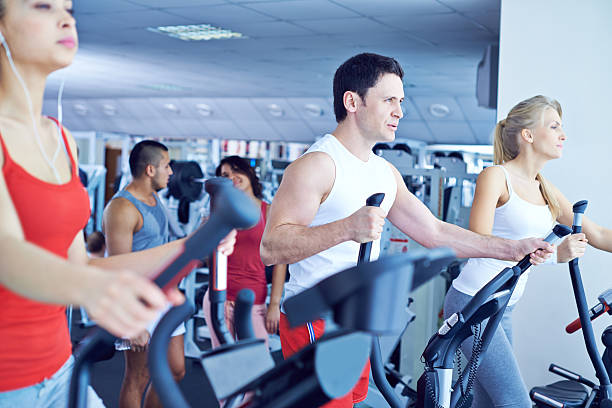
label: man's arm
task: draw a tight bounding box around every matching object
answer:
[260,152,387,266]
[97,197,184,277]
[103,197,139,256]
[386,164,552,261]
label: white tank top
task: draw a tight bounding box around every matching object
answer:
[283,134,398,301]
[452,166,554,305]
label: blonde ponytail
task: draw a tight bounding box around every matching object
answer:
[536,173,561,221]
[496,95,563,220]
[493,119,511,165]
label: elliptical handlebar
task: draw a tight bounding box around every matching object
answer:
[572,200,588,234]
[515,225,572,271]
[68,178,260,408]
[565,200,612,398]
[149,301,196,408]
[418,225,571,408]
[234,289,256,341]
[566,288,612,334]
[357,192,385,265]
[206,177,256,346]
[355,193,405,408]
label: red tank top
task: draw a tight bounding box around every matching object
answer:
[226,201,268,304]
[0,119,90,391]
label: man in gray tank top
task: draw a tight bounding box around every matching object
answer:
[103,140,185,408]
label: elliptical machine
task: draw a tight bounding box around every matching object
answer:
[148,193,456,407]
[530,289,612,408]
[530,201,612,408]
[366,224,572,408]
[68,178,261,408]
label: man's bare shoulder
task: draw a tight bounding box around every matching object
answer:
[289,151,334,170]
[104,196,140,223]
[283,151,335,186]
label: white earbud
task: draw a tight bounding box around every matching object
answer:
[0,28,63,183]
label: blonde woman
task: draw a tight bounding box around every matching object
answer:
[443,95,612,407]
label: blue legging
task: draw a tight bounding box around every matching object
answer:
[443,286,531,408]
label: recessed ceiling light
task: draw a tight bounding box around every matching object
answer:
[73,103,88,116]
[102,104,117,116]
[267,103,284,118]
[147,24,246,41]
[163,103,180,114]
[304,103,324,117]
[195,103,213,117]
[429,103,450,118]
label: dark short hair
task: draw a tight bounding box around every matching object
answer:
[129,140,168,178]
[86,231,105,253]
[215,156,263,199]
[333,53,404,123]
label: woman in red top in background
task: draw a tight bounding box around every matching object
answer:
[0,1,234,406]
[204,156,287,348]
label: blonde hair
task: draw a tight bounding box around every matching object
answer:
[493,95,562,220]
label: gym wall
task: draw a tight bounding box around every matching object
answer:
[498,0,612,389]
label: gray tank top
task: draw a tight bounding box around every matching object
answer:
[112,189,168,252]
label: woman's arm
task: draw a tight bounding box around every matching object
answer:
[552,184,608,256]
[468,166,507,235]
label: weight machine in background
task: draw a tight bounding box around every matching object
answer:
[371,145,483,401]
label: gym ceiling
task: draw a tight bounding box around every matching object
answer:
[43,0,499,144]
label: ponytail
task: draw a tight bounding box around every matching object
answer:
[536,173,561,221]
[493,119,507,165]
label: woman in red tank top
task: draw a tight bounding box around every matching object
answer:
[0,1,196,405]
[203,156,287,348]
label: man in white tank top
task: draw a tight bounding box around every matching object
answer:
[260,53,553,408]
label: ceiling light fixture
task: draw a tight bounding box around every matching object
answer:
[163,103,180,114]
[148,24,246,41]
[73,103,88,116]
[429,103,451,118]
[195,103,213,117]
[102,104,117,117]
[304,103,324,117]
[267,103,284,118]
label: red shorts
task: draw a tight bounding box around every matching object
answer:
[279,313,370,408]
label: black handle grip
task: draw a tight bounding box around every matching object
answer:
[205,177,232,211]
[358,193,385,265]
[234,289,256,340]
[515,224,572,271]
[572,200,588,233]
[208,251,233,345]
[366,192,385,207]
[153,178,260,290]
